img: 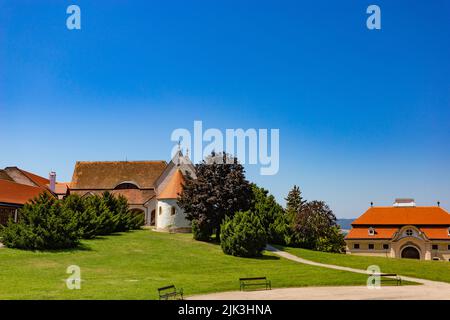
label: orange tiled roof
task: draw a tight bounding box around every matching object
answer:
[0,179,47,205]
[157,169,184,200]
[346,227,399,239]
[18,169,50,187]
[420,227,450,240]
[352,206,450,226]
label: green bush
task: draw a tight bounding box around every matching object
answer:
[269,213,293,246]
[62,194,99,239]
[220,211,267,257]
[192,219,212,241]
[0,193,80,250]
[0,191,144,250]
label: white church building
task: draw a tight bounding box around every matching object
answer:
[69,150,195,232]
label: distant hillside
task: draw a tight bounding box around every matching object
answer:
[336,218,355,231]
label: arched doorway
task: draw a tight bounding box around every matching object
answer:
[401,246,420,259]
[150,209,156,226]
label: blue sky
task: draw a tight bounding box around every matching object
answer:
[1,0,449,218]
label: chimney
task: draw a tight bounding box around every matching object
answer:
[393,198,416,207]
[49,171,56,193]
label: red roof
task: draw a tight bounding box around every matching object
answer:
[0,179,47,205]
[420,227,450,240]
[18,169,50,187]
[157,169,184,200]
[352,206,450,226]
[346,227,399,239]
[345,226,450,240]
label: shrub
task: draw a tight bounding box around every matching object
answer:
[0,193,80,250]
[62,194,99,239]
[192,219,212,241]
[269,213,293,246]
[83,194,118,236]
[220,211,267,257]
[315,226,346,253]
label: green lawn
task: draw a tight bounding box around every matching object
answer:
[277,246,450,283]
[0,229,372,299]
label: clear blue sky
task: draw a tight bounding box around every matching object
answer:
[1,0,449,218]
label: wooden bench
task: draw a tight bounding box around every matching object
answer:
[239,277,271,291]
[374,273,402,286]
[158,285,184,300]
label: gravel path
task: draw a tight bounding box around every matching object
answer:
[188,246,450,300]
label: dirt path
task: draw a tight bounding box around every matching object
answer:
[188,246,450,300]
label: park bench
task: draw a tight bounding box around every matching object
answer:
[239,277,271,291]
[158,285,184,300]
[374,273,402,286]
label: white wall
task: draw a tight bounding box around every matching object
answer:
[156,199,191,230]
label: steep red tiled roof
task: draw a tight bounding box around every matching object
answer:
[352,206,450,226]
[18,169,50,187]
[0,179,47,205]
[157,169,184,200]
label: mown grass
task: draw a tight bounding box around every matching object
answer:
[277,246,450,283]
[0,230,371,299]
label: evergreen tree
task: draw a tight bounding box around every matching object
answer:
[285,185,306,214]
[0,192,80,250]
[251,184,285,243]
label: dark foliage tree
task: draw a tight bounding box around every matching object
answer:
[220,210,267,257]
[291,200,345,252]
[178,152,253,241]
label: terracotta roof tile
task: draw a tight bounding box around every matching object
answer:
[18,169,50,187]
[111,189,155,205]
[352,206,450,226]
[157,169,184,200]
[0,179,48,205]
[420,227,450,240]
[346,227,399,239]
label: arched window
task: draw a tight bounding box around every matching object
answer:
[171,207,176,216]
[405,229,413,237]
[114,182,139,190]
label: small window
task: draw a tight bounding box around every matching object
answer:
[383,244,389,250]
[171,207,176,216]
[448,245,450,251]
[368,227,375,236]
[448,227,450,236]
[432,257,440,261]
[159,206,162,215]
[353,244,360,249]
[432,244,438,250]
[368,244,374,250]
[405,229,413,236]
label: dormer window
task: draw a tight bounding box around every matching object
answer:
[368,227,375,236]
[405,229,413,237]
